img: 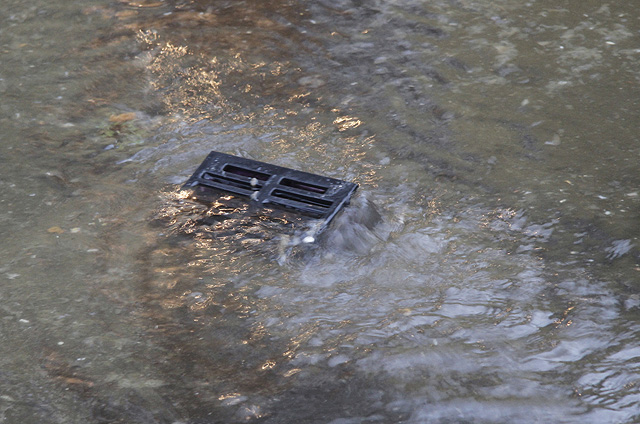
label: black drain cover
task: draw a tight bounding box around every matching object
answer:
[182,151,358,228]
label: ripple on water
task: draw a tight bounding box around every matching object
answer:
[2,0,639,422]
[198,193,635,421]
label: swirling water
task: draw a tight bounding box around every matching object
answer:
[1,0,638,423]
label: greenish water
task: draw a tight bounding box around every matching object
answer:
[1,1,638,423]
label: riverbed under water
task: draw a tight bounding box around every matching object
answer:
[1,0,639,423]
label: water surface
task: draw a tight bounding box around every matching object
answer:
[1,0,639,423]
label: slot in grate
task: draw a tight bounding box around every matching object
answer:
[202,172,261,191]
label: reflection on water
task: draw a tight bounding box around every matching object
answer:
[0,0,638,423]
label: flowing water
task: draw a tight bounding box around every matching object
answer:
[1,0,639,423]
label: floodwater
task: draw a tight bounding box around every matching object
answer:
[1,0,638,423]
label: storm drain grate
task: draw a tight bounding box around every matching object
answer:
[182,151,358,228]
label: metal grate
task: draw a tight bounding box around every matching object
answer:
[182,151,358,228]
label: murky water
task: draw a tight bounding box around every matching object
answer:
[1,0,639,423]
